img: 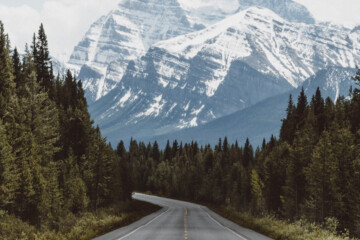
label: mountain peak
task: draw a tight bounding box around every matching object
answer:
[178,0,315,26]
[151,5,358,90]
[237,0,315,24]
[68,0,197,101]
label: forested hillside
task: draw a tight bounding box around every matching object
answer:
[0,22,133,237]
[1,19,360,239]
[124,82,360,236]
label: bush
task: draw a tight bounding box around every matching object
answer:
[210,206,356,240]
[0,200,160,240]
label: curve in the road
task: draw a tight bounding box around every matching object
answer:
[93,193,273,240]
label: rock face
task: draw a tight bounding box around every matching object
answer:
[68,0,317,102]
[152,7,359,88]
[68,0,196,102]
[67,0,360,146]
[146,67,357,148]
[89,59,292,143]
[88,7,360,145]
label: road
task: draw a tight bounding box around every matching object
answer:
[94,193,273,240]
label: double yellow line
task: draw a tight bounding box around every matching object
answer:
[184,207,188,240]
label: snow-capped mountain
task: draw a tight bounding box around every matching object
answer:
[64,0,360,146]
[68,0,316,102]
[68,0,198,102]
[88,7,360,145]
[151,7,359,88]
[89,59,292,142]
[237,0,315,24]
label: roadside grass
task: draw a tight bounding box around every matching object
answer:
[141,191,357,240]
[210,205,356,240]
[0,200,161,240]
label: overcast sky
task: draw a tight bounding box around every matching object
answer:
[0,0,359,61]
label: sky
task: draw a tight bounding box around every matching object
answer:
[0,0,359,62]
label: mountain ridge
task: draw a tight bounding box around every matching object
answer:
[87,7,360,146]
[68,0,196,102]
[145,67,357,148]
[68,0,317,103]
[64,1,360,148]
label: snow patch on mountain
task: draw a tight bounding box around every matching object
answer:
[68,0,195,101]
[87,6,360,145]
[69,0,317,103]
[135,95,166,118]
[116,90,132,108]
[148,67,357,148]
[153,7,360,88]
[178,0,315,26]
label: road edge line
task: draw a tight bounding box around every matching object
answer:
[116,207,170,240]
[203,207,249,240]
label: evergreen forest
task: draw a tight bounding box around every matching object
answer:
[1,20,360,239]
[120,82,360,236]
[0,22,133,236]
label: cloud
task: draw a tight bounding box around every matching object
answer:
[0,0,118,61]
[0,4,41,50]
[1,0,360,62]
[295,0,360,28]
[178,0,239,13]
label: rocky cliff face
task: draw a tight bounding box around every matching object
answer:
[68,0,318,102]
[66,0,360,146]
[88,7,360,145]
[144,67,357,148]
[68,0,196,101]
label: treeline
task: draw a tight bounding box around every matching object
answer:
[0,22,131,230]
[125,81,360,236]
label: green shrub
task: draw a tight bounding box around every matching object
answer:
[0,200,160,240]
[210,206,356,240]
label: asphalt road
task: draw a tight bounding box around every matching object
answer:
[94,193,273,240]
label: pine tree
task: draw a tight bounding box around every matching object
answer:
[41,161,63,227]
[311,88,325,135]
[0,119,18,211]
[251,169,265,214]
[295,87,308,130]
[304,131,335,222]
[62,150,88,213]
[0,21,15,119]
[35,24,53,92]
[243,138,253,167]
[164,140,171,161]
[263,142,289,213]
[21,71,60,165]
[152,141,160,163]
[12,47,22,88]
[280,94,296,143]
[115,140,132,199]
[172,140,179,159]
[283,129,313,219]
[324,97,335,130]
[329,127,359,232]
[15,132,42,224]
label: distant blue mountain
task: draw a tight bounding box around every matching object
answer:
[148,67,356,148]
[90,60,292,146]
